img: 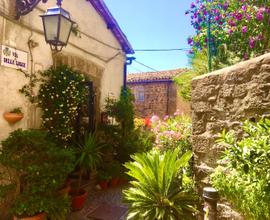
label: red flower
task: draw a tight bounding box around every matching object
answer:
[144,118,151,127]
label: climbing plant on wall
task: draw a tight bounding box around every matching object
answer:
[38,65,87,143]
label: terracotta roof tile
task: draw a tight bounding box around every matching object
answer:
[127,68,188,83]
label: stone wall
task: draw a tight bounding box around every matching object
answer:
[191,53,270,218]
[128,81,190,118]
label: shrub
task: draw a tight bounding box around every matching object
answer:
[211,118,270,219]
[100,88,153,163]
[0,129,75,218]
[123,148,197,220]
[38,65,87,143]
[151,114,192,154]
[186,0,270,59]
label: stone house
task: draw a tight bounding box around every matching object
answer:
[127,69,190,118]
[0,0,133,142]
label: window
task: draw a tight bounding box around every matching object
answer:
[136,87,144,102]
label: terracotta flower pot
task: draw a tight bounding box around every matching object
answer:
[118,178,129,185]
[13,212,46,220]
[99,180,109,189]
[3,112,24,123]
[69,189,88,211]
[110,177,120,187]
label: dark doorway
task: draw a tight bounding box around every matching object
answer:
[75,81,95,138]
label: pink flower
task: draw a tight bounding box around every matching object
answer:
[234,12,243,21]
[150,115,159,124]
[256,12,264,21]
[249,37,255,49]
[243,53,249,60]
[256,34,263,41]
[163,115,169,121]
[228,19,236,26]
[241,5,247,12]
[174,110,181,116]
[242,26,247,33]
[246,14,251,21]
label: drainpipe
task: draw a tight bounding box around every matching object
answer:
[166,81,170,115]
[123,57,135,91]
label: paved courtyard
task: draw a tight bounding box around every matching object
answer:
[68,186,128,220]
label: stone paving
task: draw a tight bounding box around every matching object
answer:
[68,185,128,220]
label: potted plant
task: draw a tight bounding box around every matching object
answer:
[105,161,122,187]
[0,129,75,220]
[3,107,24,123]
[69,132,103,211]
[97,170,112,190]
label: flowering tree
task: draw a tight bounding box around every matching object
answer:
[187,0,270,59]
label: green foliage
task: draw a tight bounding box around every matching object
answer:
[0,129,75,217]
[100,87,153,163]
[104,88,135,135]
[9,107,23,114]
[12,193,70,218]
[211,118,270,219]
[38,65,87,143]
[98,170,112,181]
[213,44,241,69]
[19,70,40,103]
[123,149,197,220]
[174,50,208,101]
[103,160,123,178]
[75,132,104,190]
[175,47,240,101]
[76,133,104,172]
[174,71,197,101]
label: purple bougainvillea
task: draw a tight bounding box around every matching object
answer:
[186,0,270,59]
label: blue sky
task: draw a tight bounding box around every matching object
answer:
[104,0,195,73]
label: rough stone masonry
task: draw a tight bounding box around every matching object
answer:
[191,53,270,218]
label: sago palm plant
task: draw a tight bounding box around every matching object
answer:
[75,132,104,192]
[123,149,197,220]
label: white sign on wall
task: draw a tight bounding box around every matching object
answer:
[0,45,28,71]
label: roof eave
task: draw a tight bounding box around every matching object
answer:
[127,79,173,84]
[87,0,134,54]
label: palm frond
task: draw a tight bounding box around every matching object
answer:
[123,149,197,220]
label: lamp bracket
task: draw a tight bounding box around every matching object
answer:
[16,0,48,19]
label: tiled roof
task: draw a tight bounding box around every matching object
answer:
[127,69,188,83]
[87,0,134,54]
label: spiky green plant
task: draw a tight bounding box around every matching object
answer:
[75,133,104,192]
[123,149,197,220]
